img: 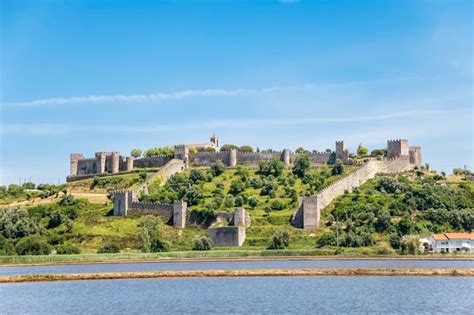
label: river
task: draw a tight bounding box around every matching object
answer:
[1,259,473,276]
[1,276,473,314]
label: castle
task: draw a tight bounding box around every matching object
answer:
[68,137,422,246]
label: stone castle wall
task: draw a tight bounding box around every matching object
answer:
[292,156,413,230]
[133,156,172,168]
[208,226,246,246]
[188,152,230,166]
[127,202,174,223]
[136,159,186,194]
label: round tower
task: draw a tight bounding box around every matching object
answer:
[229,149,237,167]
[126,156,134,172]
[281,149,291,166]
[111,152,120,174]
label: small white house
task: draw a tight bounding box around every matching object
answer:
[428,233,473,254]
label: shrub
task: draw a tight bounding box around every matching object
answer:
[139,216,169,253]
[248,196,258,208]
[400,235,420,255]
[357,144,368,156]
[268,231,290,249]
[374,243,394,255]
[184,186,204,206]
[210,160,225,176]
[331,159,344,176]
[258,159,285,177]
[190,169,207,184]
[47,210,64,229]
[229,179,245,196]
[131,148,142,158]
[0,208,40,239]
[292,154,310,178]
[97,240,121,254]
[0,236,16,255]
[56,243,81,254]
[249,177,264,189]
[15,236,50,255]
[316,231,337,247]
[270,200,285,211]
[234,196,244,207]
[239,145,253,153]
[193,236,213,251]
[261,181,278,196]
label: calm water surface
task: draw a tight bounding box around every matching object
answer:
[1,276,473,314]
[1,259,473,276]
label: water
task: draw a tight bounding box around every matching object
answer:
[1,276,473,314]
[1,259,473,276]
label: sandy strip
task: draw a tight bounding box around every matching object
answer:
[1,268,472,283]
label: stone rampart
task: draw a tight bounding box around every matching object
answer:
[236,152,281,164]
[128,202,174,223]
[133,156,172,168]
[136,159,186,194]
[188,152,229,166]
[208,226,246,246]
[292,156,413,230]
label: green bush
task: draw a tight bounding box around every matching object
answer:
[59,194,76,206]
[316,231,337,247]
[268,231,290,249]
[248,196,258,208]
[210,160,225,176]
[56,243,81,254]
[97,240,121,254]
[15,236,50,255]
[331,159,344,176]
[193,236,213,251]
[0,236,16,255]
[292,154,310,178]
[270,200,285,211]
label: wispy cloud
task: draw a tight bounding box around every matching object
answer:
[1,76,420,107]
[1,108,469,135]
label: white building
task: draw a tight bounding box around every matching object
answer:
[428,233,473,254]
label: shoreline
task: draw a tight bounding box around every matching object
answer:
[1,268,472,283]
[1,254,473,267]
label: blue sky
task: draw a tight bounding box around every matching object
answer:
[0,0,472,185]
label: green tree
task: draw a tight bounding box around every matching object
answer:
[239,145,254,153]
[221,144,239,151]
[316,231,337,247]
[56,243,81,254]
[210,160,225,176]
[131,148,142,158]
[188,146,198,154]
[59,194,76,206]
[331,159,345,176]
[295,147,308,154]
[357,144,368,156]
[192,236,213,250]
[15,236,50,255]
[229,179,245,196]
[184,186,204,206]
[258,159,285,177]
[400,235,420,255]
[292,154,310,178]
[268,231,290,249]
[248,196,258,208]
[0,208,40,239]
[97,240,121,254]
[0,236,16,255]
[47,210,64,229]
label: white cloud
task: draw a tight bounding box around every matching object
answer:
[0,76,420,107]
[1,108,469,135]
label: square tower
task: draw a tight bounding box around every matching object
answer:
[387,139,409,158]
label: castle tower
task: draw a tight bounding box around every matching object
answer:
[95,152,107,174]
[126,156,134,172]
[70,153,84,176]
[229,149,237,167]
[387,139,409,158]
[335,141,345,160]
[210,134,221,148]
[111,152,120,174]
[113,190,132,216]
[174,145,189,161]
[173,200,187,228]
[409,146,422,165]
[281,149,291,166]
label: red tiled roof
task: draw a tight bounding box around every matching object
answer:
[433,233,473,241]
